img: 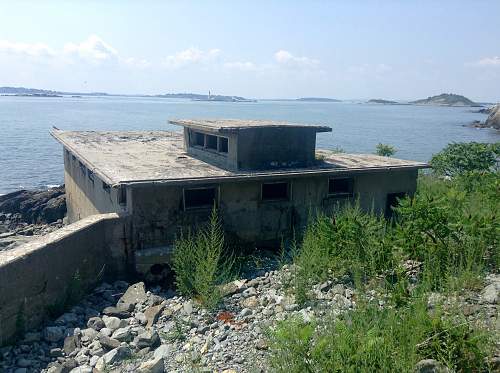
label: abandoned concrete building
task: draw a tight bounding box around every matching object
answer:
[51,119,427,274]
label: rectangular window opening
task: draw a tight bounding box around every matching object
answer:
[328,178,353,196]
[184,187,217,209]
[206,134,218,150]
[193,131,205,147]
[262,182,289,201]
[118,187,127,205]
[386,192,407,218]
[218,137,228,153]
[102,181,111,192]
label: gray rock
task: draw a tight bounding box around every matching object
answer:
[99,327,113,337]
[87,317,105,331]
[69,366,92,373]
[154,344,172,360]
[414,359,450,373]
[98,335,121,350]
[16,358,33,367]
[95,346,131,370]
[111,327,132,342]
[135,312,147,325]
[102,306,131,318]
[102,315,127,330]
[23,331,41,342]
[144,304,164,327]
[481,283,498,304]
[240,308,252,317]
[137,357,165,373]
[182,300,193,315]
[134,330,160,349]
[63,335,81,355]
[242,287,257,298]
[43,326,64,342]
[117,282,147,308]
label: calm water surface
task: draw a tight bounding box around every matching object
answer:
[0,96,498,194]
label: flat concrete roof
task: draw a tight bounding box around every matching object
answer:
[51,130,428,187]
[169,119,332,133]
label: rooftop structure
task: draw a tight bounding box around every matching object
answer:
[51,130,427,187]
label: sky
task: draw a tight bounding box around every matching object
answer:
[0,1,499,101]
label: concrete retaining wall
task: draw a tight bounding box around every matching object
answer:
[0,213,131,346]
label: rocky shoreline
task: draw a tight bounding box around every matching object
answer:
[468,104,500,130]
[0,262,498,373]
[0,187,66,251]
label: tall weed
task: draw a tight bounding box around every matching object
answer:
[172,207,234,309]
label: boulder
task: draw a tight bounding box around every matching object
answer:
[117,282,147,309]
[134,330,160,349]
[144,304,164,327]
[485,104,500,129]
[95,346,131,370]
[43,326,64,343]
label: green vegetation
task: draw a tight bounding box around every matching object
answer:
[269,141,499,372]
[268,299,493,372]
[172,206,234,310]
[430,142,499,177]
[375,143,396,157]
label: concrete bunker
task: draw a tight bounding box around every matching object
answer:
[51,119,429,279]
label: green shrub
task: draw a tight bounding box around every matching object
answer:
[375,143,396,157]
[268,299,492,372]
[430,142,499,177]
[172,206,234,309]
[293,204,393,303]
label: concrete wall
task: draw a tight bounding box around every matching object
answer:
[128,169,418,250]
[237,128,317,170]
[0,213,131,346]
[64,150,124,223]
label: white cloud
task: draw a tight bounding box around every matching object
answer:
[477,56,500,66]
[164,47,221,68]
[0,40,55,57]
[223,61,257,71]
[274,50,319,68]
[63,35,118,63]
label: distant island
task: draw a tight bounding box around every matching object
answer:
[0,86,108,97]
[410,93,480,107]
[296,97,341,102]
[368,99,399,105]
[155,93,256,102]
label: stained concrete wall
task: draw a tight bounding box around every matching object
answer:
[237,128,317,170]
[128,169,418,250]
[64,150,124,223]
[0,213,131,346]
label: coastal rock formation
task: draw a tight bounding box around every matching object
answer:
[484,104,500,129]
[0,187,66,251]
[368,99,398,104]
[411,93,478,107]
[0,186,66,224]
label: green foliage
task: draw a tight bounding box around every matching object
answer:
[268,299,492,372]
[293,205,393,303]
[430,142,499,177]
[172,206,234,310]
[375,143,396,157]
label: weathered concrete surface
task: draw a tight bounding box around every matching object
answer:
[129,169,418,250]
[0,213,131,346]
[51,130,427,186]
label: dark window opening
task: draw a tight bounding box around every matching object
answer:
[184,187,216,209]
[262,182,289,201]
[386,192,407,218]
[206,134,218,150]
[328,178,353,196]
[88,170,94,184]
[118,187,127,205]
[79,161,86,175]
[102,182,111,192]
[193,131,205,147]
[218,137,228,153]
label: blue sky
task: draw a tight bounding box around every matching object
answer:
[0,1,499,101]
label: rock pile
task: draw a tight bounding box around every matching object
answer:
[0,187,66,251]
[0,268,498,372]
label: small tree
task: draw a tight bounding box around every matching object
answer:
[375,143,396,157]
[430,142,499,177]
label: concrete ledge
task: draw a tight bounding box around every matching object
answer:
[0,213,130,346]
